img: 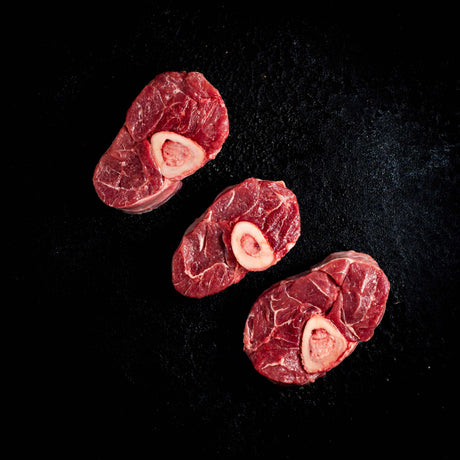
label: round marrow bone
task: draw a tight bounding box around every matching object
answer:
[230,221,275,271]
[151,131,206,180]
[301,315,350,374]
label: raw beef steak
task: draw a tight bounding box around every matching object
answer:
[93,71,229,214]
[172,178,301,298]
[243,251,390,385]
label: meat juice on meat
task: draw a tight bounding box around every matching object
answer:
[243,251,390,385]
[93,71,229,214]
[172,178,301,298]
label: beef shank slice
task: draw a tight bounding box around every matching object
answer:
[172,178,301,298]
[93,71,229,214]
[243,250,390,385]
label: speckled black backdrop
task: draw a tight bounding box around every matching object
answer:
[18,1,457,457]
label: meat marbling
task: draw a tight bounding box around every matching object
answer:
[93,71,229,214]
[172,178,301,298]
[243,251,390,385]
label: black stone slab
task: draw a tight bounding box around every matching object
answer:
[15,2,457,457]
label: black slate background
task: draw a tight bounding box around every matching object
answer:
[14,2,458,457]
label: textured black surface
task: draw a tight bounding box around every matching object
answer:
[17,2,458,457]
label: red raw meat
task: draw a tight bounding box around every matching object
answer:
[172,178,301,298]
[243,251,390,385]
[93,71,229,214]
